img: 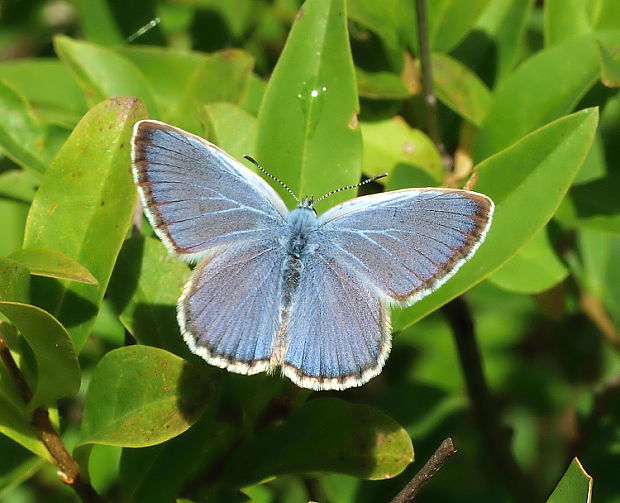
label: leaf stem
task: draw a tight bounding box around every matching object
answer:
[414,0,449,171]
[391,437,457,502]
[0,333,105,503]
[442,297,533,502]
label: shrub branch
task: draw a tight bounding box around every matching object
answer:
[0,333,105,503]
[391,437,457,502]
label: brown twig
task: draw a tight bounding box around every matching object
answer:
[391,438,457,502]
[0,333,105,503]
[442,297,533,502]
[414,0,450,172]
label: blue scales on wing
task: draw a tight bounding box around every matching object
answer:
[132,120,288,259]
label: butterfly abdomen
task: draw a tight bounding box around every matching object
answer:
[270,206,321,366]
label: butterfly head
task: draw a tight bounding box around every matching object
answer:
[298,196,317,214]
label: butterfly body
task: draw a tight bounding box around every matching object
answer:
[132,120,495,391]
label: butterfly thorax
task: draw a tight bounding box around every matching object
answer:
[285,206,319,259]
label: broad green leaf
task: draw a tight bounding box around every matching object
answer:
[427,0,491,53]
[0,302,80,412]
[9,247,98,285]
[356,67,411,100]
[544,0,620,47]
[120,46,254,134]
[217,398,414,488]
[597,41,620,87]
[546,458,592,503]
[119,406,240,502]
[108,236,189,356]
[474,33,620,161]
[202,102,257,162]
[488,229,568,294]
[431,53,492,127]
[0,169,38,203]
[348,0,414,53]
[54,36,159,116]
[399,109,598,330]
[454,0,534,84]
[0,258,29,303]
[0,360,49,459]
[361,118,442,183]
[0,80,53,174]
[555,89,620,235]
[23,97,146,350]
[0,59,87,126]
[78,345,211,448]
[573,230,620,323]
[544,0,592,47]
[256,0,362,212]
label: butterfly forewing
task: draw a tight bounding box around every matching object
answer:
[132,120,288,259]
[319,188,494,305]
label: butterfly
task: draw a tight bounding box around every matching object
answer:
[131,120,494,391]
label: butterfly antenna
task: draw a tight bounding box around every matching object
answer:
[244,155,300,203]
[126,17,161,43]
[313,173,388,205]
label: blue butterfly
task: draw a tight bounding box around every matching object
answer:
[131,120,494,390]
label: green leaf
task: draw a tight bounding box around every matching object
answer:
[54,36,159,116]
[108,236,189,356]
[431,53,492,126]
[356,67,411,100]
[0,358,49,459]
[398,108,598,330]
[427,0,491,53]
[23,97,146,350]
[573,230,620,323]
[120,46,254,134]
[78,345,211,448]
[488,228,568,294]
[454,0,534,84]
[348,0,414,53]
[256,0,362,212]
[0,80,52,174]
[597,40,620,88]
[361,117,443,183]
[0,302,80,412]
[0,258,30,303]
[546,458,593,503]
[119,406,240,502]
[0,170,36,258]
[474,33,620,161]
[202,102,257,162]
[543,0,592,47]
[217,398,413,488]
[8,247,98,285]
[0,59,88,126]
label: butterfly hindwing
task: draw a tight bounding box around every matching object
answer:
[282,248,391,391]
[178,239,286,374]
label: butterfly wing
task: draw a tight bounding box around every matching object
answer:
[281,188,493,390]
[318,188,494,305]
[178,238,286,374]
[281,249,390,391]
[132,120,288,260]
